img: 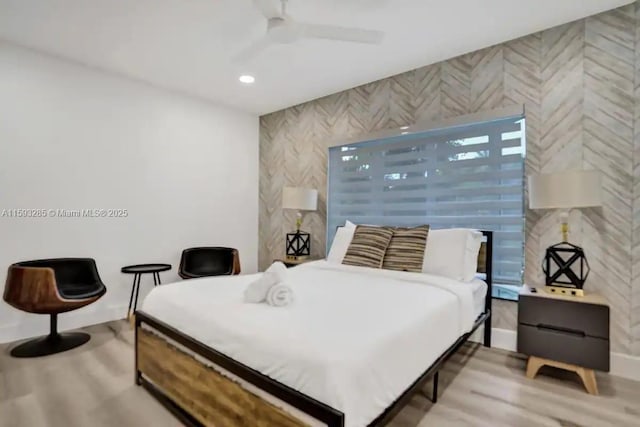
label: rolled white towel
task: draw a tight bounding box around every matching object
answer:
[266,283,294,307]
[266,261,288,282]
[243,262,288,303]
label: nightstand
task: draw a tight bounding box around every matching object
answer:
[517,285,610,395]
[273,258,321,268]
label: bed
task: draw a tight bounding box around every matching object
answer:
[134,231,492,427]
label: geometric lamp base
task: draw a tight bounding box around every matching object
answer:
[543,241,590,289]
[286,231,311,260]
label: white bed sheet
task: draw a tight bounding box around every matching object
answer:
[142,261,480,427]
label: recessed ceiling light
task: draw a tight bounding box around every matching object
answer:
[400,126,410,130]
[401,131,409,135]
[239,75,255,84]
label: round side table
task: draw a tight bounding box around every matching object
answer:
[121,263,171,319]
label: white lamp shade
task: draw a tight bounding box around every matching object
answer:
[282,187,318,211]
[528,170,602,209]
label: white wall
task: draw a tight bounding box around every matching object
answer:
[0,42,259,343]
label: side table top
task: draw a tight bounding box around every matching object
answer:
[520,285,607,305]
[121,263,172,274]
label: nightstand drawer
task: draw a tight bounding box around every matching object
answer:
[519,294,609,339]
[517,324,609,371]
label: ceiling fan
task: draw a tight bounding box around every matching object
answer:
[234,0,385,63]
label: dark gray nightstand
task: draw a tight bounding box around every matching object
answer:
[517,285,610,395]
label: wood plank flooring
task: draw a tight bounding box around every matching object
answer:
[1,321,639,427]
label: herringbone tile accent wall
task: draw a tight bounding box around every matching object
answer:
[260,3,640,355]
[584,5,635,355]
[633,1,640,356]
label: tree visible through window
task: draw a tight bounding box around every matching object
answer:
[327,116,526,301]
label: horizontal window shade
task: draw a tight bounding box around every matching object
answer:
[329,215,525,228]
[328,116,525,286]
[335,165,523,184]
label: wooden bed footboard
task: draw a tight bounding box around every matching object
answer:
[137,326,309,427]
[135,312,345,427]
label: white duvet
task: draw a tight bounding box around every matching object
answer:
[142,261,478,427]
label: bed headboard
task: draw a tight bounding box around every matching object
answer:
[477,231,493,280]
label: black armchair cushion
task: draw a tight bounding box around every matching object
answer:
[17,258,107,300]
[179,247,238,278]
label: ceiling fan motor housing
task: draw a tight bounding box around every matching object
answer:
[267,17,300,43]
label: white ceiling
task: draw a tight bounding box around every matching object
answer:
[0,0,632,115]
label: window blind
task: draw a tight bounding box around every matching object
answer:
[327,115,525,287]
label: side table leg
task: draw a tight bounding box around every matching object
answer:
[127,274,137,320]
[132,273,142,314]
[152,272,158,287]
[576,367,599,395]
[526,356,544,379]
[525,356,598,395]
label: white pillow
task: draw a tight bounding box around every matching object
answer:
[326,221,356,263]
[422,228,483,282]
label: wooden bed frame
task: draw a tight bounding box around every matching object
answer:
[134,231,493,427]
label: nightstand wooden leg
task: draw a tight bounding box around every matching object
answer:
[525,356,599,395]
[526,356,544,379]
[576,367,598,395]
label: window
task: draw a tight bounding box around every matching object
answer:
[327,115,525,300]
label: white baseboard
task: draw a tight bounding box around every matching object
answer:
[610,352,640,382]
[469,326,517,351]
[471,327,640,382]
[0,304,127,344]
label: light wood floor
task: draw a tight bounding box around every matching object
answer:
[1,321,639,427]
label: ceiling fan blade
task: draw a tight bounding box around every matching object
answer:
[251,0,281,19]
[232,37,271,63]
[300,23,384,44]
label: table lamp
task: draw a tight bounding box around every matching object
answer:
[282,187,318,260]
[528,170,602,296]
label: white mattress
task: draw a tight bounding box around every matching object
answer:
[142,261,481,427]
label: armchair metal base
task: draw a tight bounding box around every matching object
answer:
[11,332,90,358]
[10,314,90,358]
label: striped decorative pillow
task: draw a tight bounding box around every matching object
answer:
[342,225,394,268]
[382,225,430,272]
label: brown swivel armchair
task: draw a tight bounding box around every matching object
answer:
[3,258,107,357]
[178,247,241,279]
